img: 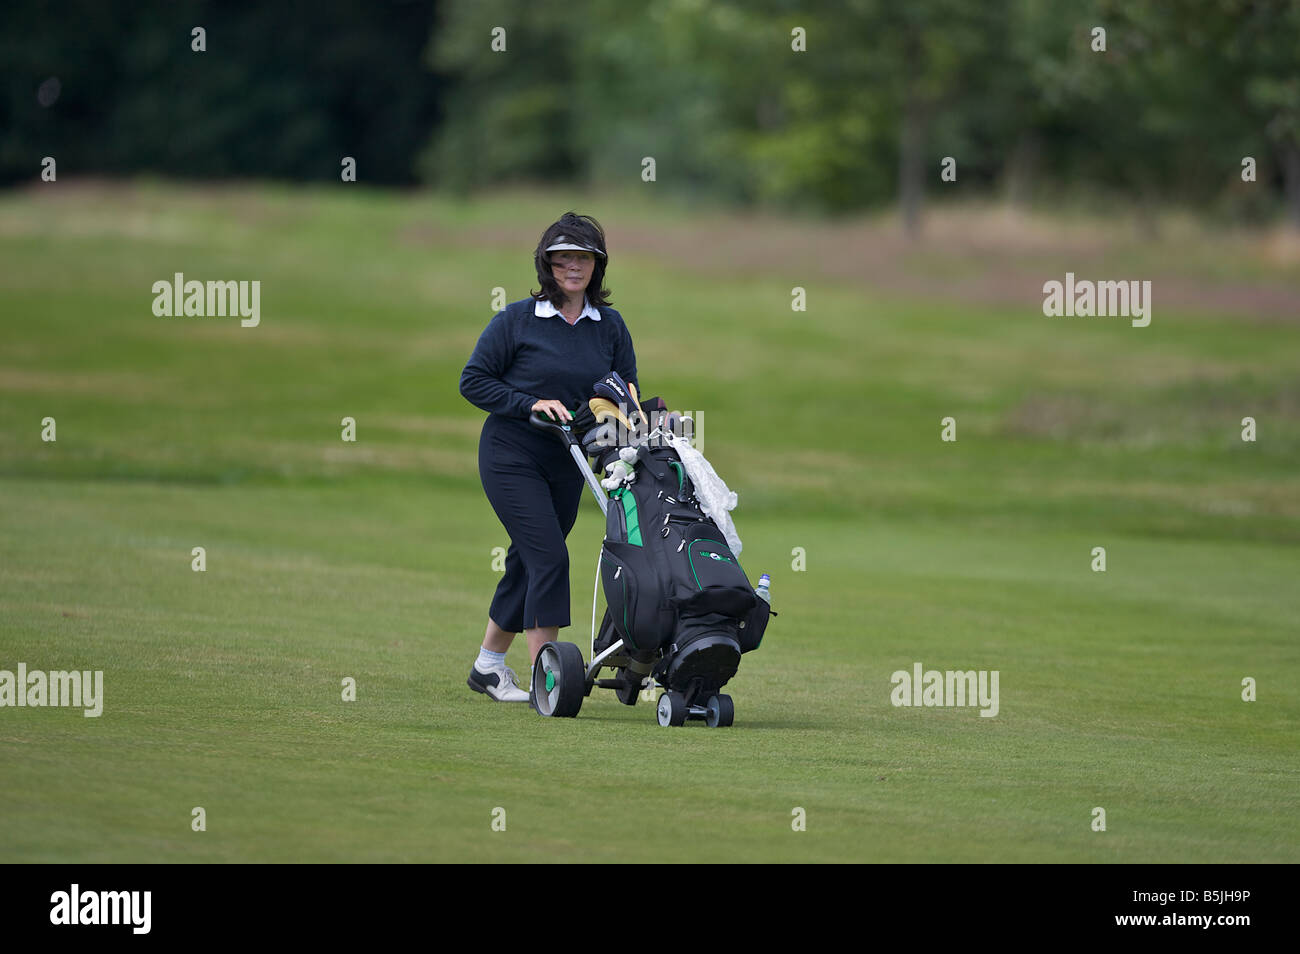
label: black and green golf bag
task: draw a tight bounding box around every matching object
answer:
[593,439,774,706]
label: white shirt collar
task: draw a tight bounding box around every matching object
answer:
[534,297,602,323]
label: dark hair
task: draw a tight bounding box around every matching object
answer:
[531,212,612,308]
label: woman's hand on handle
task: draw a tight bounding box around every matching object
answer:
[531,398,573,422]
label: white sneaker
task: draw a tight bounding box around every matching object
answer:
[467,662,530,702]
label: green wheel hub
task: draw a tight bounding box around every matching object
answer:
[545,669,555,692]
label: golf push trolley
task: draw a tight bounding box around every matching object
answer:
[527,402,774,728]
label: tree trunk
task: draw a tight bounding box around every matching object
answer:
[1004,130,1040,209]
[1285,139,1300,232]
[899,95,926,237]
[898,30,926,239]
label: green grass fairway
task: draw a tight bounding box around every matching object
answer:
[2,183,1298,862]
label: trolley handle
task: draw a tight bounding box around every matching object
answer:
[528,410,579,446]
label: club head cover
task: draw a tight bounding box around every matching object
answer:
[593,371,633,408]
[582,420,617,457]
[570,401,596,437]
[593,371,644,430]
[588,396,633,432]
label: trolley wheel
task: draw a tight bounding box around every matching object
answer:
[532,642,586,718]
[705,694,734,728]
[657,690,688,727]
[614,672,642,707]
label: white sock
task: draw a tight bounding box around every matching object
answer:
[476,647,506,671]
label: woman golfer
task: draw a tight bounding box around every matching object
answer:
[459,213,640,702]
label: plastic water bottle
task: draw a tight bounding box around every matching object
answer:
[755,573,771,603]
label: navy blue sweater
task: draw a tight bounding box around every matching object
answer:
[460,297,640,422]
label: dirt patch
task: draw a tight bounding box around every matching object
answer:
[9,181,1297,322]
[607,211,1300,324]
[401,201,1300,323]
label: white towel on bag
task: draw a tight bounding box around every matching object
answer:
[660,430,743,555]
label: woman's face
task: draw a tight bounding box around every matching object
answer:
[550,250,596,298]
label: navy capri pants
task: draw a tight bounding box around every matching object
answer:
[478,414,586,632]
